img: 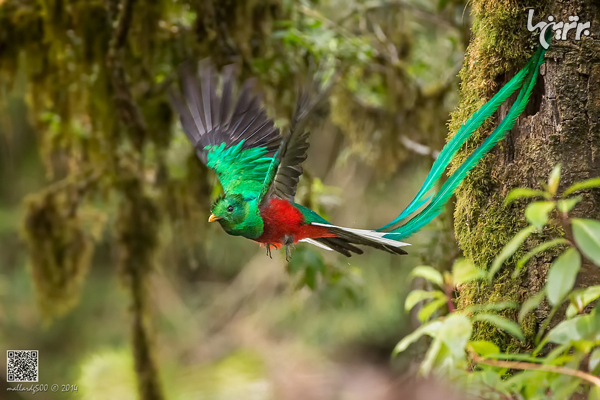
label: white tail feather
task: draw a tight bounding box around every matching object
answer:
[299,238,333,251]
[310,223,411,248]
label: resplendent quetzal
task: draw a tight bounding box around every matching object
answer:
[173,43,547,260]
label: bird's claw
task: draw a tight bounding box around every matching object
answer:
[265,244,273,259]
[283,235,294,262]
[263,237,294,261]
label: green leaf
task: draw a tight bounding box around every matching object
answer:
[504,188,549,205]
[305,267,317,290]
[482,352,545,363]
[557,196,582,213]
[488,225,536,282]
[469,340,500,356]
[393,321,443,356]
[418,298,448,322]
[439,314,472,359]
[518,290,546,323]
[289,247,325,274]
[566,285,600,318]
[552,378,582,400]
[546,344,572,363]
[590,348,600,373]
[563,177,600,196]
[513,238,569,278]
[473,313,525,341]
[540,318,579,347]
[565,303,577,319]
[452,258,485,285]
[405,290,445,312]
[547,320,582,347]
[547,164,561,196]
[546,248,581,306]
[438,0,450,10]
[420,337,442,375]
[525,201,555,230]
[410,266,444,287]
[590,385,600,400]
[576,311,600,342]
[572,218,600,267]
[543,312,600,346]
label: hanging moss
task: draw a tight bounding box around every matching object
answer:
[22,177,98,319]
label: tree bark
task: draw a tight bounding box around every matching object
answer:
[451,0,600,350]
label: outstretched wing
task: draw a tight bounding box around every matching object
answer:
[172,62,282,197]
[259,71,333,202]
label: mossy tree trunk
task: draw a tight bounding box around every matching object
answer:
[451,0,600,350]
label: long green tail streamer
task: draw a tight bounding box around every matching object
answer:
[378,41,548,239]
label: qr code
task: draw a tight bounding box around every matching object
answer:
[7,350,38,382]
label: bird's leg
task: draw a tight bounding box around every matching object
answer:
[285,246,292,262]
[265,244,273,259]
[283,235,294,262]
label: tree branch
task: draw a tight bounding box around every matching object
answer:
[106,0,148,149]
[105,2,164,400]
[400,135,440,159]
[340,0,461,30]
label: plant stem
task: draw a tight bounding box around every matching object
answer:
[468,347,600,387]
[446,285,455,313]
[534,304,559,349]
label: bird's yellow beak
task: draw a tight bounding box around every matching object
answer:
[208,213,221,223]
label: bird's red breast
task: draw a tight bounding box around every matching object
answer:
[255,198,334,247]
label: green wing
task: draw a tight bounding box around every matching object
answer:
[172,62,281,198]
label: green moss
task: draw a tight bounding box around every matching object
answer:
[457,272,532,351]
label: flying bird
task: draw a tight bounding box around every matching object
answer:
[172,44,547,260]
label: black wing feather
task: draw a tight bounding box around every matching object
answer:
[266,70,334,201]
[172,61,281,164]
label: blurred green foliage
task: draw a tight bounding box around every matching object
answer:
[397,169,600,399]
[0,0,468,399]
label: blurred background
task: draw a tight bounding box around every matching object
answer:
[0,0,471,398]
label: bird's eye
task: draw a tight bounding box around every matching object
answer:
[227,205,234,212]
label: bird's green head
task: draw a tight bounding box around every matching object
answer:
[208,194,263,238]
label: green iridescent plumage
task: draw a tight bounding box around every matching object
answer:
[205,141,277,198]
[210,194,264,238]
